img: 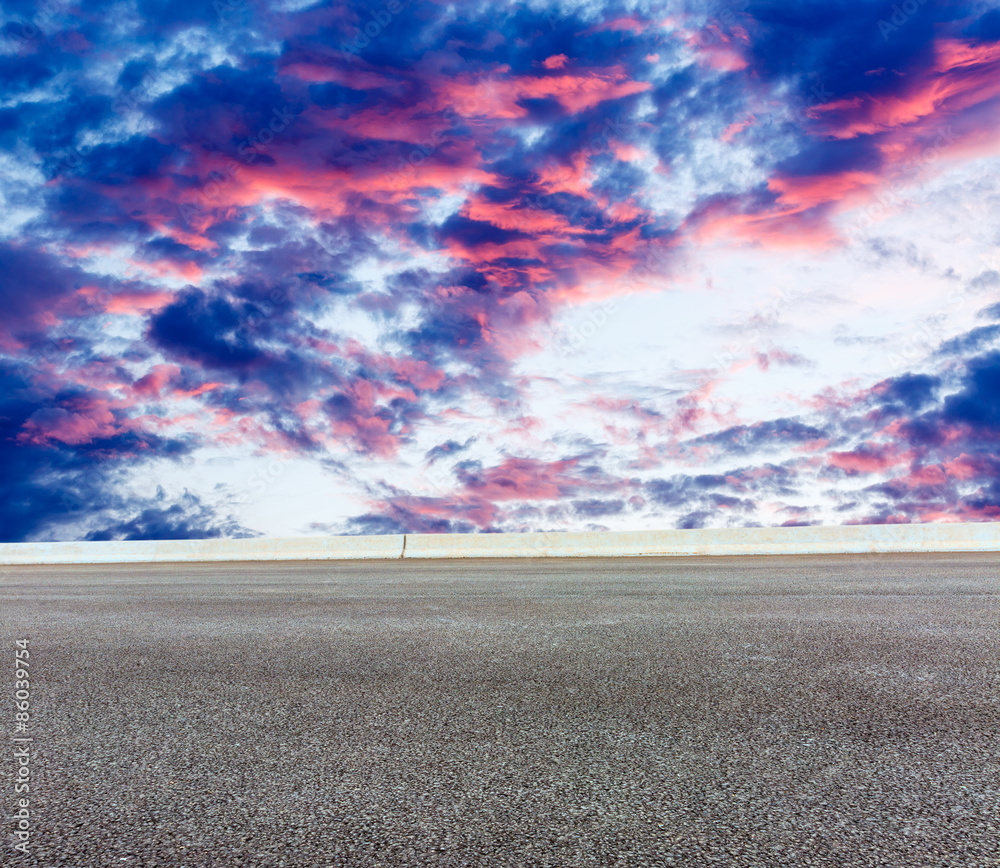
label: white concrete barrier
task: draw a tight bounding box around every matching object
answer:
[1,523,998,564]
[0,535,405,565]
[402,523,1000,558]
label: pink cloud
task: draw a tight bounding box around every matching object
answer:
[461,456,619,502]
[807,36,1000,142]
[827,446,900,475]
[442,67,651,118]
[18,401,127,446]
[132,364,181,398]
[585,16,646,35]
[721,114,755,142]
[74,286,175,316]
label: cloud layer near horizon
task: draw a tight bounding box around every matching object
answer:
[2,0,1000,540]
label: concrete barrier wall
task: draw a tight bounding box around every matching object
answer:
[1,523,999,564]
[0,535,405,565]
[402,523,1000,558]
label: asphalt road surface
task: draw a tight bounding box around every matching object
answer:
[2,554,999,867]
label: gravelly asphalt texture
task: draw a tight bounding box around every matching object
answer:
[2,554,999,867]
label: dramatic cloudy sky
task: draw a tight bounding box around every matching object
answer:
[2,0,1000,541]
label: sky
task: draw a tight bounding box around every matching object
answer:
[2,0,1000,541]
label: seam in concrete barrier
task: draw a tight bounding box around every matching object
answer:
[1,523,999,564]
